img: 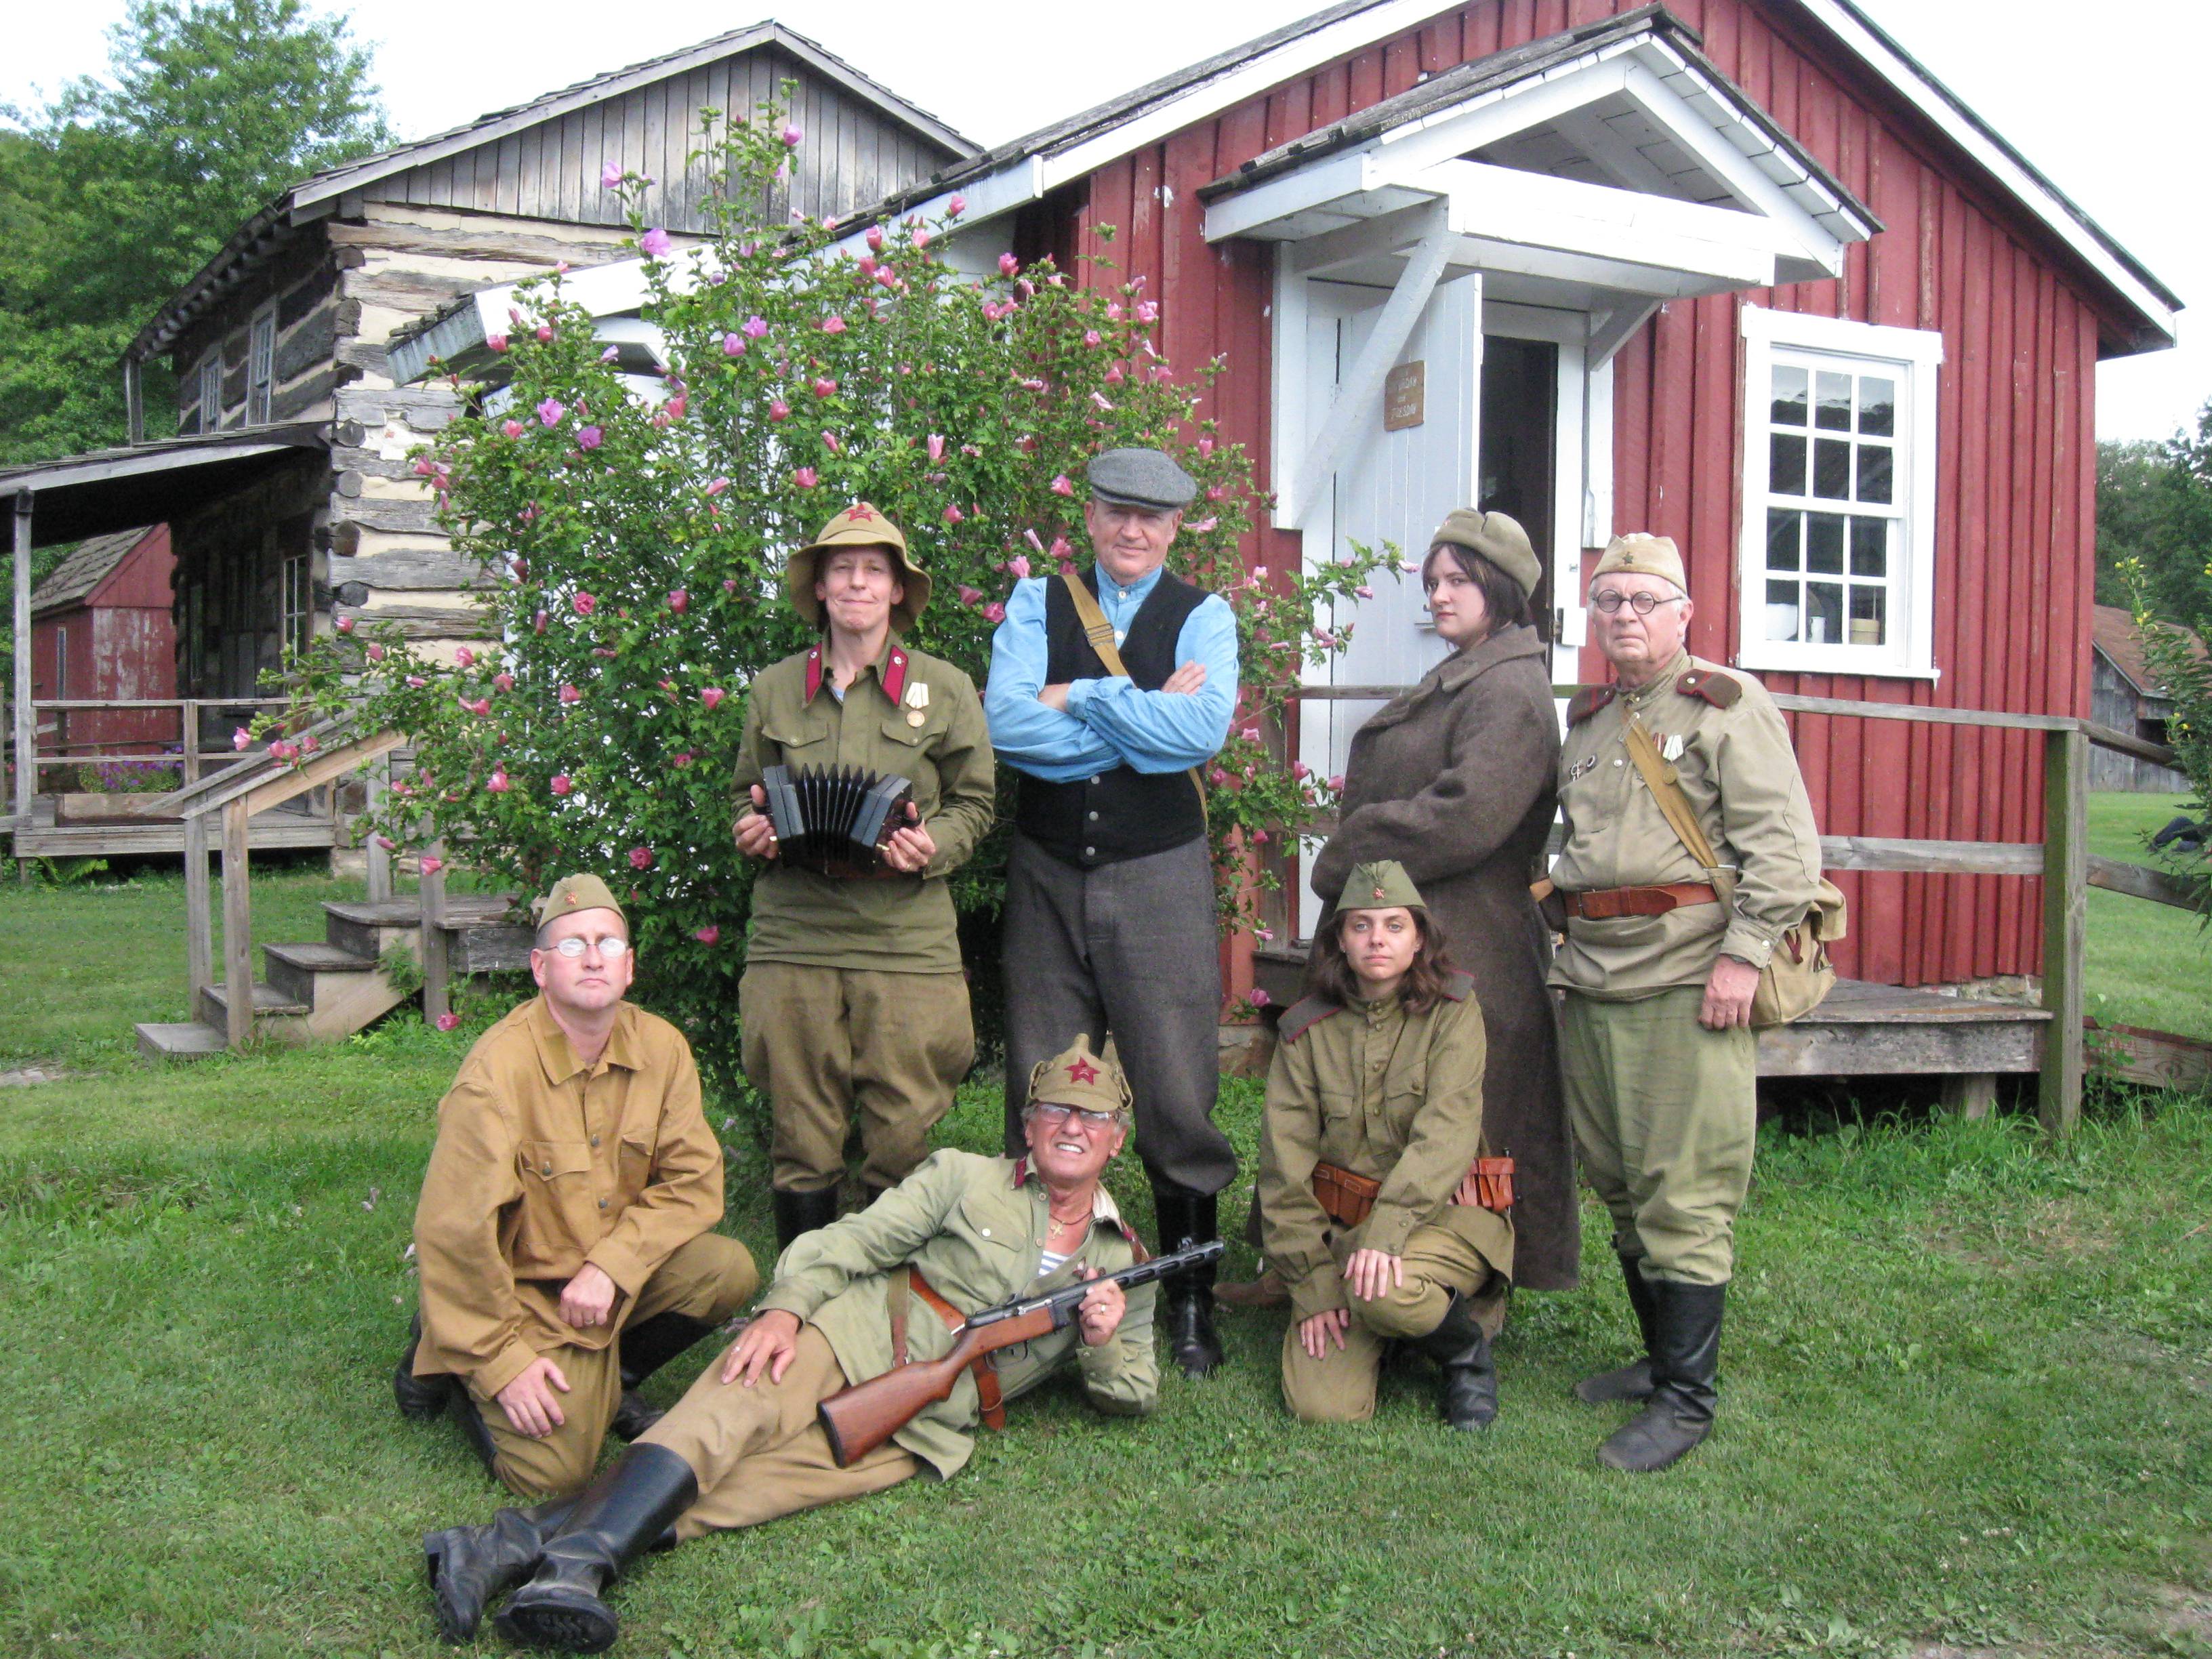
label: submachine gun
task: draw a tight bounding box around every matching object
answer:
[817,1240,1225,1467]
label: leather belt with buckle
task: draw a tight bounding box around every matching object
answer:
[1560,882,1719,920]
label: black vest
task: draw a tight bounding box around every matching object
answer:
[1015,568,1210,867]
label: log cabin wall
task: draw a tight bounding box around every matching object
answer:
[1040,0,2148,987]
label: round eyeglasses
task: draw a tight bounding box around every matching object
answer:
[1031,1102,1118,1128]
[1591,589,1686,615]
[545,934,630,958]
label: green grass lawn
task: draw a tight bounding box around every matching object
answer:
[0,867,2207,1656]
[2086,792,2212,1042]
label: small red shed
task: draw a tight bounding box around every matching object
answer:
[30,525,180,779]
[883,0,2177,993]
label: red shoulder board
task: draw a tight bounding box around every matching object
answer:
[1277,994,1341,1044]
[1677,668,1742,708]
[804,646,825,701]
[1565,684,1617,726]
[882,646,909,705]
[1438,969,1476,1003]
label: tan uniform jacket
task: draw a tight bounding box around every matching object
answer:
[731,639,995,974]
[754,1149,1157,1478]
[413,997,726,1399]
[1256,975,1513,1324]
[1549,649,1824,997]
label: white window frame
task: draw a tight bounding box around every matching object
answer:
[247,307,276,425]
[281,549,312,659]
[1737,305,1943,680]
[199,354,224,431]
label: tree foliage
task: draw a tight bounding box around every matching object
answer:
[2097,403,2212,630]
[276,103,1391,1098]
[0,0,392,464]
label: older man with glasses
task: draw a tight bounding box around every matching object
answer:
[392,874,759,1500]
[1549,535,1823,1473]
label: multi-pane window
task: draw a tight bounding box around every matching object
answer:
[248,309,276,424]
[281,550,312,658]
[1738,308,1943,678]
[199,354,224,431]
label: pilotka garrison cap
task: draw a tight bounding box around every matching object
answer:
[1086,447,1197,511]
[531,873,626,929]
[789,501,933,633]
[1430,508,1542,597]
[1027,1033,1133,1118]
[1590,533,1687,593]
[1332,859,1428,918]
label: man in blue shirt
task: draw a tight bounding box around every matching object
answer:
[985,446,1241,1376]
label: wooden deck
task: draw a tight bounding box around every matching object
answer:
[8,794,338,859]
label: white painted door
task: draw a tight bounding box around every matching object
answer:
[1294,270,1483,939]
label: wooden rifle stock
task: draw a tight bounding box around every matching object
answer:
[818,1303,1057,1467]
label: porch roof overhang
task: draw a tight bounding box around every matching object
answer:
[1199,7,1877,305]
[0,426,327,550]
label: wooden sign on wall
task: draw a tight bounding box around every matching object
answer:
[1384,361,1426,431]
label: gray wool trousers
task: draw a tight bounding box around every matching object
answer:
[1000,832,1237,1195]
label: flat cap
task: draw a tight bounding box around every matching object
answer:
[1027,1033,1133,1118]
[1590,533,1686,593]
[531,873,626,928]
[1086,447,1196,511]
[789,501,932,633]
[1430,508,1542,596]
[1330,859,1428,918]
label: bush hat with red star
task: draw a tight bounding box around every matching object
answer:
[531,873,627,930]
[1326,859,1428,922]
[1025,1033,1133,1121]
[1589,532,1687,594]
[788,501,933,633]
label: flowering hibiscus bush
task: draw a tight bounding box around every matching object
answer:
[275,96,1388,1092]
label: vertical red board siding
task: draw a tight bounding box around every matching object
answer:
[1040,0,2134,988]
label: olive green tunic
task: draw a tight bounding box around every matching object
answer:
[731,639,995,974]
[1257,974,1513,1326]
[753,1149,1158,1477]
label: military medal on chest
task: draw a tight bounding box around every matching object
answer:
[903,680,929,727]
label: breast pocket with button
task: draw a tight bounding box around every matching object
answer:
[515,1139,599,1256]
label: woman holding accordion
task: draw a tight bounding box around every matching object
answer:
[731,503,996,1251]
[1256,860,1515,1429]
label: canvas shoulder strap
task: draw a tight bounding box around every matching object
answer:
[1061,570,1209,825]
[1622,715,1721,872]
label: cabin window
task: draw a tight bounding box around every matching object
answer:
[282,550,312,659]
[248,308,276,424]
[199,354,224,431]
[1738,308,1943,680]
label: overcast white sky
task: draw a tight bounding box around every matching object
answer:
[6,0,2203,442]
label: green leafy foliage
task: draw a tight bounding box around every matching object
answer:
[274,98,1390,1091]
[2097,405,2212,630]
[0,0,393,464]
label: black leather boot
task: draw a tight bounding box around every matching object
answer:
[771,1186,840,1255]
[495,1443,699,1652]
[394,1313,458,1420]
[1597,1279,1725,1473]
[1151,1186,1223,1378]
[451,1387,501,1475]
[1410,1290,1498,1430]
[607,1310,717,1441]
[422,1494,577,1643]
[1573,1250,1660,1405]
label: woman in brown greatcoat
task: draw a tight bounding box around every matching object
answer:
[1304,510,1577,1293]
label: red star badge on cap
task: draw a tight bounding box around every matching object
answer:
[563,890,579,905]
[1372,886,1386,901]
[1066,1056,1099,1084]
[845,503,876,523]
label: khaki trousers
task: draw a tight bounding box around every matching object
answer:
[641,1324,920,1542]
[1561,986,1756,1286]
[468,1233,759,1499]
[1279,1218,1504,1424]
[741,962,974,1194]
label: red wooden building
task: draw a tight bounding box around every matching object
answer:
[877,0,2177,991]
[29,525,179,775]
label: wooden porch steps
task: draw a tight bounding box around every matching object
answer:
[135,1021,230,1061]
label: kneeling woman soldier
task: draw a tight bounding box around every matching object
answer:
[1257,860,1515,1427]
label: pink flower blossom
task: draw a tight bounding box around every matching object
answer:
[1007,554,1031,579]
[1328,774,1345,792]
[983,602,1006,623]
[1083,329,1102,348]
[668,589,689,614]
[1355,584,1375,600]
[1249,988,1273,1008]
[1023,529,1044,553]
[1137,301,1160,323]
[628,846,655,870]
[464,697,493,717]
[576,426,604,451]
[1206,485,1225,501]
[1197,438,1214,458]
[701,687,726,710]
[1185,516,1218,534]
[999,252,1019,276]
[600,345,619,363]
[665,394,687,420]
[782,124,803,147]
[406,676,428,689]
[573,593,597,617]
[947,194,967,217]
[374,834,396,851]
[926,434,945,463]
[367,643,386,662]
[722,578,738,594]
[821,431,841,455]
[640,227,673,258]
[487,769,511,792]
[1209,769,1230,786]
[1050,474,1074,497]
[769,400,790,422]
[493,672,515,693]
[1104,365,1124,386]
[455,647,476,668]
[1091,391,1115,411]
[501,419,525,438]
[958,586,983,607]
[811,377,837,398]
[741,315,769,338]
[914,228,931,249]
[1256,928,1275,943]
[535,324,553,343]
[1106,302,1124,322]
[600,159,623,189]
[672,752,694,767]
[487,333,511,355]
[705,477,729,497]
[550,774,573,796]
[866,225,885,251]
[943,504,964,525]
[533,610,548,635]
[793,466,818,489]
[1292,761,1311,781]
[232,726,251,750]
[820,314,846,334]
[559,684,581,704]
[1251,829,1270,844]
[419,855,445,876]
[436,1012,463,1031]
[1019,377,1046,392]
[722,333,745,356]
[693,924,721,945]
[335,615,355,634]
[536,398,564,427]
